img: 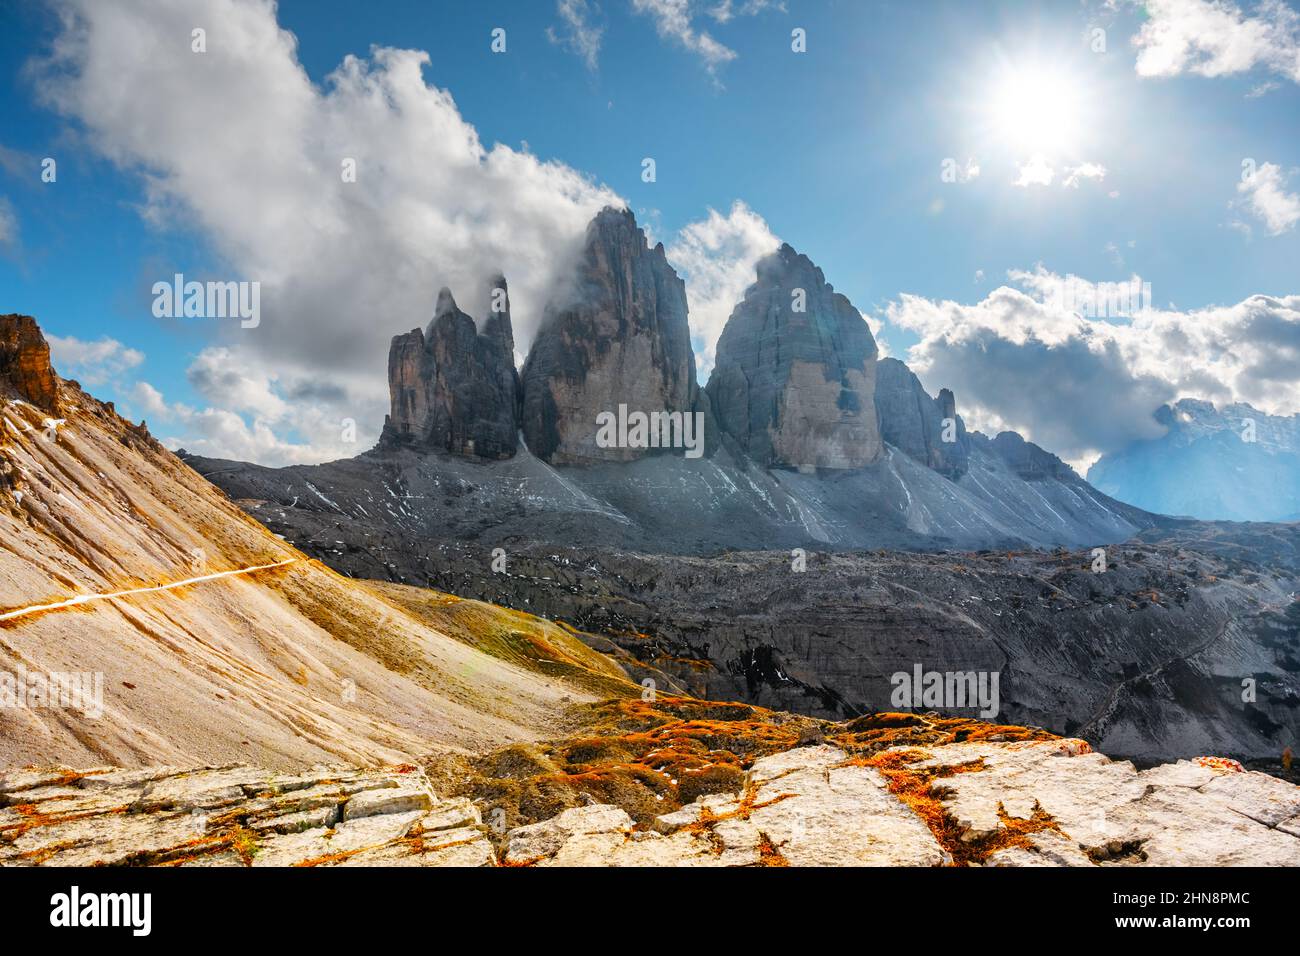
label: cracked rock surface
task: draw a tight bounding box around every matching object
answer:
[0,764,492,867]
[500,741,1300,867]
[14,737,1291,867]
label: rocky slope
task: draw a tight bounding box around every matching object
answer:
[367,539,1300,764]
[187,430,1159,562]
[707,243,882,471]
[1089,399,1300,522]
[521,207,706,465]
[0,315,635,770]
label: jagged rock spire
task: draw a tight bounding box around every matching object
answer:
[382,280,520,459]
[520,206,706,465]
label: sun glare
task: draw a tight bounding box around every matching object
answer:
[988,63,1087,154]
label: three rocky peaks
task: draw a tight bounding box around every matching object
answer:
[378,205,979,480]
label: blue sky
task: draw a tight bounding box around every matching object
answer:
[0,0,1298,467]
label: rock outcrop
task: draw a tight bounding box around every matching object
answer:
[503,741,1300,867]
[0,764,492,867]
[520,206,704,465]
[380,280,520,459]
[18,739,1296,867]
[874,357,970,479]
[0,314,58,410]
[980,430,1077,481]
[706,244,882,471]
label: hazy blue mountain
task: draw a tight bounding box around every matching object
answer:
[1088,399,1300,522]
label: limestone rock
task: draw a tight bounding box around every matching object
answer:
[0,763,495,867]
[504,744,948,867]
[380,279,520,459]
[874,357,970,479]
[520,206,705,465]
[0,314,59,410]
[706,244,882,471]
[503,804,633,863]
[913,740,1300,866]
[7,745,1297,867]
[343,783,433,820]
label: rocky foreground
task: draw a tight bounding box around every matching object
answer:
[5,730,1298,867]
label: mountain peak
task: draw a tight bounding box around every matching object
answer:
[707,245,881,471]
[0,313,59,411]
[433,286,460,321]
[520,205,700,465]
[384,282,520,459]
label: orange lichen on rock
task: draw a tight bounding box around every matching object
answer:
[754,832,790,867]
[424,697,1072,859]
[424,695,817,843]
[828,711,1058,760]
[1195,756,1244,774]
[855,747,1062,865]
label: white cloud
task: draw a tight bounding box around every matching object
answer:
[665,200,780,380]
[631,0,778,72]
[35,0,622,464]
[129,381,169,420]
[1132,0,1300,84]
[709,0,785,23]
[1062,162,1107,188]
[1237,161,1300,234]
[124,374,361,466]
[548,0,604,71]
[1012,154,1055,187]
[46,334,145,385]
[884,267,1300,461]
[185,346,289,420]
[1012,156,1110,190]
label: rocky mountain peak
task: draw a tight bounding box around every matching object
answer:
[0,313,59,410]
[381,281,520,460]
[482,273,515,360]
[982,430,1077,481]
[432,286,460,323]
[706,243,882,471]
[520,205,704,465]
[874,357,969,479]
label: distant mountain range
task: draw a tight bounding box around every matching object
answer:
[189,206,1163,559]
[1089,399,1300,523]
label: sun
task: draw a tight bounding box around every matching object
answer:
[987,62,1088,155]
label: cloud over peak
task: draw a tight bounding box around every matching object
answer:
[34,0,621,463]
[885,267,1300,462]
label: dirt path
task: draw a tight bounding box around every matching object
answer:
[0,558,297,623]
